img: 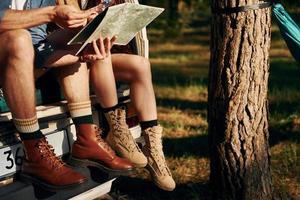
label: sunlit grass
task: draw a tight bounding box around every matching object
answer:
[158,107,207,137]
[154,85,207,102]
[169,157,210,184]
[271,142,300,199]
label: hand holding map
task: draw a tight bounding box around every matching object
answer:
[68,3,164,55]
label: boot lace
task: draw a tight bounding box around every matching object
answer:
[110,111,141,154]
[147,129,172,177]
[94,126,115,155]
[36,138,65,170]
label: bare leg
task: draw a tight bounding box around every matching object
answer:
[110,54,175,191]
[45,30,134,173]
[44,34,157,121]
[45,29,116,106]
[44,30,90,104]
[0,29,88,189]
[45,29,118,108]
[45,30,157,120]
[90,56,118,108]
[42,29,81,68]
[54,62,90,104]
[98,54,148,168]
[111,54,157,121]
[0,30,36,119]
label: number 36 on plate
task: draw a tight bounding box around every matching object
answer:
[0,144,24,178]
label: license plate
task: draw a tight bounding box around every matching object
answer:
[0,130,69,179]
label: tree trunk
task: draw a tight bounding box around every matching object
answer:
[208,0,273,199]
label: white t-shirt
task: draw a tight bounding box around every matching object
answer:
[11,0,27,10]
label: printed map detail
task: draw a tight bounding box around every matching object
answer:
[68,3,164,55]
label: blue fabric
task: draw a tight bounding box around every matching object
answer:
[0,10,6,20]
[27,0,56,44]
[0,0,55,44]
[273,3,300,64]
[0,0,12,21]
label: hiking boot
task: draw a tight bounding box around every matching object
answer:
[20,137,86,191]
[69,124,133,176]
[105,107,147,168]
[142,125,176,191]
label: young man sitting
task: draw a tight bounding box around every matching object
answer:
[0,0,133,191]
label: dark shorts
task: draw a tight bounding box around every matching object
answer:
[33,40,57,69]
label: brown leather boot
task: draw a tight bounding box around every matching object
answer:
[69,124,133,176]
[20,137,86,191]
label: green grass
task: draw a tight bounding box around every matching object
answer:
[108,10,300,200]
[268,57,300,121]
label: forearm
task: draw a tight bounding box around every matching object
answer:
[0,6,56,32]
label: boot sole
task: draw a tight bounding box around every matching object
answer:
[19,173,86,192]
[68,156,133,177]
[145,165,175,192]
[154,181,175,192]
[107,138,147,168]
[133,162,147,168]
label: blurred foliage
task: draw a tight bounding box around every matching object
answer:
[143,0,210,40]
[143,0,299,40]
[281,0,300,7]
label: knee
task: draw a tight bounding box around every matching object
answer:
[3,29,34,60]
[131,56,152,80]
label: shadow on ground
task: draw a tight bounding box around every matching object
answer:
[269,59,300,118]
[163,134,209,158]
[269,59,300,91]
[110,177,212,200]
[269,127,300,147]
[151,65,208,87]
[157,98,207,110]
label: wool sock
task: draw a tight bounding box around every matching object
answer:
[68,101,94,126]
[140,119,158,130]
[102,103,121,113]
[13,116,44,140]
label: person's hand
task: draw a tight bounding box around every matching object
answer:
[79,36,117,62]
[86,5,102,22]
[86,0,117,21]
[86,4,109,22]
[53,5,96,29]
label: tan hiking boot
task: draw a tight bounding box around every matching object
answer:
[142,125,176,191]
[105,107,147,168]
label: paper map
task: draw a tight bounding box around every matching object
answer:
[68,3,164,55]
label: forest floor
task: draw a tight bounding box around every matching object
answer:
[109,11,300,200]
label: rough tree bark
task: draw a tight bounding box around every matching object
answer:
[208,0,273,199]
